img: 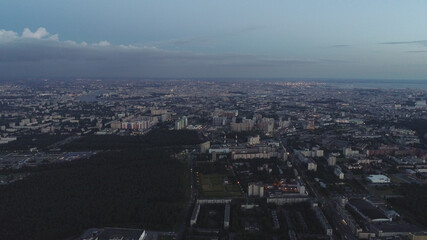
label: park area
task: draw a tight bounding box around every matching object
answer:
[200,173,242,198]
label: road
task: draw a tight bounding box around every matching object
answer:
[283,138,357,240]
[175,153,197,240]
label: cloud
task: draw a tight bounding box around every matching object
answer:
[93,40,111,47]
[49,34,59,41]
[0,27,59,43]
[22,27,51,39]
[0,30,18,42]
[0,27,330,78]
[380,40,427,46]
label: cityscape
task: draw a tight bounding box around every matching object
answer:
[0,78,426,240]
[1,1,427,240]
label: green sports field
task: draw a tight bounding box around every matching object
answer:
[200,173,242,198]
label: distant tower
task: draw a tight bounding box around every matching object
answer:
[248,182,264,197]
[212,151,217,162]
[297,181,306,195]
[327,156,337,166]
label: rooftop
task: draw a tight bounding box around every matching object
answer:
[348,198,389,221]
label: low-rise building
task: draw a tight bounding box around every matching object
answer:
[367,174,390,184]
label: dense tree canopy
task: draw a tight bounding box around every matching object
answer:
[389,184,427,227]
[0,148,189,239]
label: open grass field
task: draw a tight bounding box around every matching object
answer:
[200,174,242,198]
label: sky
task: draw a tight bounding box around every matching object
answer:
[1,0,427,80]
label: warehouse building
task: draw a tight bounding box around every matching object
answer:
[366,174,390,184]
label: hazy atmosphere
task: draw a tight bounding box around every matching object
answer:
[1,0,427,79]
[1,2,427,240]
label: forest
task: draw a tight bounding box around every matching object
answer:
[0,130,198,239]
[388,184,427,227]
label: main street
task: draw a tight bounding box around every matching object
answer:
[176,152,197,240]
[281,134,358,240]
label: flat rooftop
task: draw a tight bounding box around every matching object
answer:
[97,227,145,240]
[348,198,389,221]
[371,222,424,233]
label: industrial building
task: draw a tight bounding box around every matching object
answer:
[348,198,391,222]
[366,174,390,184]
